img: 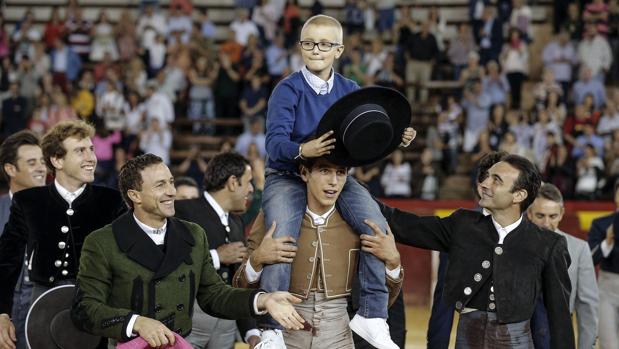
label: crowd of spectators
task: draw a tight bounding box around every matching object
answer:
[0,0,617,200]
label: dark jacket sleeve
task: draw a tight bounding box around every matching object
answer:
[588,215,615,265]
[542,235,575,349]
[377,200,454,252]
[71,231,136,341]
[0,196,28,314]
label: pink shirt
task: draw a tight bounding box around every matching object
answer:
[93,131,121,161]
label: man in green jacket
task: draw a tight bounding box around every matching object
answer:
[72,154,304,348]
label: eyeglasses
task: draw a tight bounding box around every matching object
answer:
[299,40,342,52]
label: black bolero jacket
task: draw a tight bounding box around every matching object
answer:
[0,184,125,314]
[380,206,575,349]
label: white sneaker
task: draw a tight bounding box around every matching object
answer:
[254,329,287,349]
[349,314,399,349]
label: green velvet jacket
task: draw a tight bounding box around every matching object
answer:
[71,212,260,341]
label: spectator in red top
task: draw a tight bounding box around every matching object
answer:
[584,0,610,35]
[44,7,64,50]
[564,104,599,148]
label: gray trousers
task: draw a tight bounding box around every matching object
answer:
[185,300,237,349]
[283,292,354,349]
[455,310,534,349]
[599,270,619,349]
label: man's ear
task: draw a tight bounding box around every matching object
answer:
[225,175,238,191]
[127,189,141,207]
[334,44,345,59]
[513,189,527,205]
[49,156,63,172]
[4,163,17,178]
[300,166,310,183]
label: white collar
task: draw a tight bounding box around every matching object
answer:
[491,214,523,244]
[482,208,490,216]
[204,191,228,225]
[133,213,167,245]
[8,191,13,200]
[54,180,86,205]
[306,205,336,226]
[301,65,334,95]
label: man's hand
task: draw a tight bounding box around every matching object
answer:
[362,220,401,270]
[257,292,304,330]
[606,224,614,247]
[251,222,297,272]
[399,127,416,148]
[248,335,261,349]
[132,316,176,349]
[0,314,16,349]
[301,131,336,158]
[251,159,266,191]
[217,242,248,265]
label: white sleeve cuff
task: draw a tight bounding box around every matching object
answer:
[385,265,402,280]
[253,292,268,315]
[601,240,614,258]
[210,249,221,270]
[245,257,262,283]
[126,314,139,338]
[244,329,261,343]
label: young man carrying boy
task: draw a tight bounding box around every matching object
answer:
[262,14,414,349]
[234,157,404,349]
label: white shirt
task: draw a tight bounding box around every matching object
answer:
[54,180,86,205]
[301,65,334,95]
[491,215,523,244]
[245,205,401,282]
[133,214,167,245]
[203,191,229,270]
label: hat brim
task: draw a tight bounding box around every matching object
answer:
[315,86,412,167]
[26,285,101,349]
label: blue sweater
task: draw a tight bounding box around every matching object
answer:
[266,71,359,172]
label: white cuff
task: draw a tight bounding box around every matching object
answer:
[210,249,221,270]
[386,265,402,280]
[601,240,614,258]
[245,257,262,283]
[253,292,268,315]
[244,329,261,343]
[126,314,139,338]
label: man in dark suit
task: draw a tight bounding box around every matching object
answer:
[477,7,504,65]
[175,152,262,349]
[0,120,126,349]
[587,180,619,348]
[366,154,574,349]
[0,131,47,349]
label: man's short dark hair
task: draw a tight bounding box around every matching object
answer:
[537,182,564,205]
[203,152,250,192]
[503,154,541,213]
[0,130,40,182]
[175,176,198,189]
[476,151,509,184]
[118,154,163,209]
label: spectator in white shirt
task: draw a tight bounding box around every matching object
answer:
[137,4,168,49]
[230,9,260,46]
[381,149,412,198]
[144,80,174,127]
[140,118,172,165]
[542,31,577,97]
[578,22,613,82]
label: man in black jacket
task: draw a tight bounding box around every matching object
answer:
[0,120,126,349]
[174,152,261,349]
[365,154,574,349]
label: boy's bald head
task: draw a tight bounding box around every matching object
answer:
[301,15,343,44]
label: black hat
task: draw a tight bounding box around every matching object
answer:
[26,285,101,349]
[315,86,411,167]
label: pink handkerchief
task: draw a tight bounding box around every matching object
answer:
[116,333,193,349]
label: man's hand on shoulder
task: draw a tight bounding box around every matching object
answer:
[0,314,16,349]
[217,242,248,265]
[301,131,336,158]
[362,220,401,270]
[133,316,176,348]
[251,222,297,271]
[257,292,304,330]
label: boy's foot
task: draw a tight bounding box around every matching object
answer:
[349,314,399,349]
[255,329,287,349]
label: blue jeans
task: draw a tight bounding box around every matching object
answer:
[11,264,33,349]
[260,170,389,328]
